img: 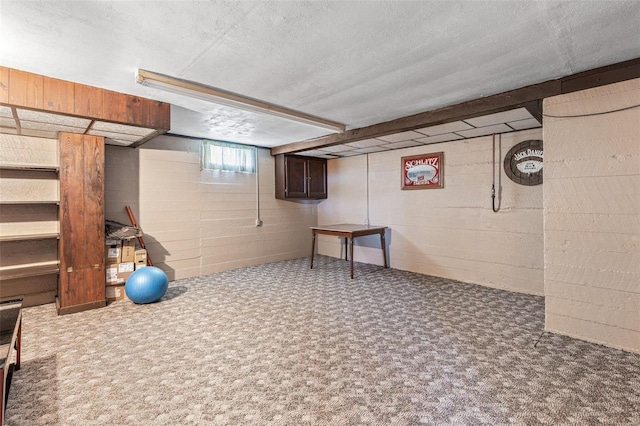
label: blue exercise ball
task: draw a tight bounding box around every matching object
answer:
[125,266,169,304]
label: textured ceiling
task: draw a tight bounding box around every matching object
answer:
[1,1,638,147]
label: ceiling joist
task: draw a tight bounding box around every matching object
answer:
[271,58,640,156]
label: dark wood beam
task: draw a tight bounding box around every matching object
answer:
[129,129,169,148]
[523,100,543,124]
[560,58,640,94]
[271,57,640,156]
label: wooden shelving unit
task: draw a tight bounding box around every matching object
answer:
[0,233,59,242]
[0,200,59,205]
[0,260,60,281]
[0,164,59,172]
[0,138,60,306]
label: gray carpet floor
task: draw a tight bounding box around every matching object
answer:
[5,256,640,425]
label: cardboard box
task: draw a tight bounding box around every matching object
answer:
[134,249,147,265]
[121,239,136,263]
[106,284,128,302]
[105,264,119,284]
[105,239,122,264]
[106,262,135,285]
[135,263,147,271]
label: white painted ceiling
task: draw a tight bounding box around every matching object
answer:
[1,1,639,148]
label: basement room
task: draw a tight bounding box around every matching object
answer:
[0,1,638,425]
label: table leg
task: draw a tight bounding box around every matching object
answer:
[1,367,4,426]
[350,237,354,279]
[380,231,388,268]
[310,231,316,269]
[16,319,21,371]
[344,237,348,261]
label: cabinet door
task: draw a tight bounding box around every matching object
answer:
[284,156,308,198]
[307,158,327,199]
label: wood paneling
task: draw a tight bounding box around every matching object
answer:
[102,89,127,122]
[0,67,9,104]
[73,83,103,118]
[43,77,74,114]
[147,100,171,130]
[58,132,105,313]
[82,135,105,305]
[0,66,170,132]
[8,69,43,109]
[135,98,152,128]
[9,69,44,109]
[25,72,44,109]
[59,133,84,306]
[126,95,145,124]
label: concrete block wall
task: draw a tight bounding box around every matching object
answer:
[543,78,640,353]
[318,129,544,295]
[105,135,317,281]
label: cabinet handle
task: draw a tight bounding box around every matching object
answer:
[67,267,73,273]
[94,264,100,269]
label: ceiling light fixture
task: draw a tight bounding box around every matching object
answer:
[135,69,345,133]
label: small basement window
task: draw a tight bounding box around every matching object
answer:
[202,140,256,173]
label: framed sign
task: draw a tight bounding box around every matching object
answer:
[401,152,444,190]
[504,140,543,186]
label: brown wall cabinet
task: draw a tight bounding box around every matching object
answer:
[275,154,327,200]
[57,133,106,314]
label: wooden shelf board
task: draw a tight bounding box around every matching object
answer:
[0,200,59,205]
[0,233,59,242]
[0,164,59,172]
[0,260,60,281]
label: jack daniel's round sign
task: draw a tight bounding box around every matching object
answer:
[504,140,543,186]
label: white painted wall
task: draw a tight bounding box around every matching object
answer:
[105,135,317,281]
[318,129,544,295]
[543,79,640,353]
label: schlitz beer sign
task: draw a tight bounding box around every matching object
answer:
[401,152,444,190]
[504,140,543,186]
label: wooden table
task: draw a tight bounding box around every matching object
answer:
[0,299,22,426]
[310,224,388,279]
